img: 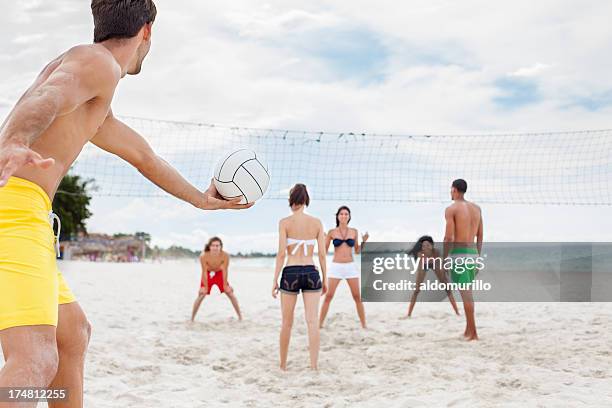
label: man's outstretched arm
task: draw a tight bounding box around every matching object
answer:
[91,113,253,210]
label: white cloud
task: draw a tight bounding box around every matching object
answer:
[227,7,341,39]
[151,228,212,250]
[12,33,47,45]
[509,63,553,78]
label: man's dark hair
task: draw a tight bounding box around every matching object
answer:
[452,179,468,193]
[289,183,310,207]
[92,0,157,43]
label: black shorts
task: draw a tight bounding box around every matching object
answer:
[280,265,322,294]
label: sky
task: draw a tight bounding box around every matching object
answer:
[1,0,611,252]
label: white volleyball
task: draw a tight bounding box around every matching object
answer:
[213,149,270,204]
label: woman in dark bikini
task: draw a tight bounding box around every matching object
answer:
[402,235,459,318]
[272,184,327,370]
[319,206,368,329]
[191,237,242,321]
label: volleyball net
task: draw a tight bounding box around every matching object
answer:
[66,116,612,205]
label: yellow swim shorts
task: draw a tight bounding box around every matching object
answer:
[0,176,76,331]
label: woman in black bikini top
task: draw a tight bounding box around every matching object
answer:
[320,205,369,329]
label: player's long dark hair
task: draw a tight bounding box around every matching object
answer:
[408,235,434,259]
[204,236,223,252]
[289,183,310,207]
[335,206,351,227]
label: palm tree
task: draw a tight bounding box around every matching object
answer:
[52,174,94,241]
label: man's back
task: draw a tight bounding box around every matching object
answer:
[10,44,120,198]
[447,200,482,245]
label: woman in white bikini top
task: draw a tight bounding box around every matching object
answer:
[272,183,327,371]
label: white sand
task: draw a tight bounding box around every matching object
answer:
[3,260,612,407]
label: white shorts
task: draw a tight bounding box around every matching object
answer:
[328,262,360,279]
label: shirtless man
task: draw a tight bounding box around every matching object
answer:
[191,237,242,322]
[0,2,250,407]
[443,179,483,341]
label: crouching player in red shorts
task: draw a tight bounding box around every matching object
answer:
[191,237,242,321]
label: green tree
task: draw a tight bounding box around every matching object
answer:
[135,231,151,244]
[52,174,93,241]
[135,231,152,259]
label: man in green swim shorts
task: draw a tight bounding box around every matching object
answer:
[443,179,483,341]
[449,247,479,284]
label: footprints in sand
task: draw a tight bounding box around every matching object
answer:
[133,364,161,375]
[157,345,209,366]
[589,369,608,379]
[496,378,523,389]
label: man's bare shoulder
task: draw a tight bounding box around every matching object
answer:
[468,201,482,213]
[61,44,121,85]
[445,202,458,212]
[64,44,119,68]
